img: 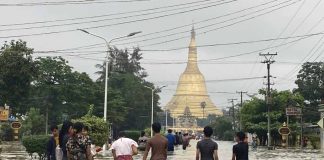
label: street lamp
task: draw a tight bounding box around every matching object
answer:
[144,85,166,137]
[78,29,141,122]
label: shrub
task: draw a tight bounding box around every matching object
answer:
[124,130,140,141]
[223,130,234,141]
[0,123,13,141]
[308,135,320,149]
[72,105,109,146]
[144,128,151,137]
[73,116,108,146]
[22,135,50,160]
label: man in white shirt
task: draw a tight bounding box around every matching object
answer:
[110,131,138,160]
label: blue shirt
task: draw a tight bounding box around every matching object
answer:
[166,133,176,151]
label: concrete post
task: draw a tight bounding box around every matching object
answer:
[318,105,324,153]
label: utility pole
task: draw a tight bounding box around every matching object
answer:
[260,52,277,149]
[237,91,247,131]
[228,99,237,134]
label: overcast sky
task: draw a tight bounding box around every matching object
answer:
[0,0,323,110]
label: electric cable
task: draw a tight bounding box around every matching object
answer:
[0,0,238,39]
[0,0,224,31]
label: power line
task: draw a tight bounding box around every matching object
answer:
[140,31,324,51]
[141,34,315,63]
[51,0,282,52]
[274,0,322,52]
[0,0,237,39]
[32,31,324,55]
[0,0,222,31]
[138,0,301,47]
[151,76,265,85]
[276,16,324,81]
[114,0,287,45]
[0,0,149,6]
[35,0,290,51]
[0,0,213,27]
[31,33,316,64]
[32,51,302,65]
[242,0,304,92]
[267,0,306,51]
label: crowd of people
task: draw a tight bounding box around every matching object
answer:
[46,121,249,160]
[47,121,99,160]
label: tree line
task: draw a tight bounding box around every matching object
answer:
[0,40,162,135]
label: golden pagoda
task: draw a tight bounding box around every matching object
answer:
[166,27,223,120]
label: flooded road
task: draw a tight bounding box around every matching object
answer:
[96,140,324,160]
[1,140,324,159]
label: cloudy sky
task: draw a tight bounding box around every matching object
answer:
[0,0,323,110]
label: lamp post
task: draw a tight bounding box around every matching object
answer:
[78,29,141,122]
[144,85,166,137]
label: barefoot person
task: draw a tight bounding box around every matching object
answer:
[143,122,168,160]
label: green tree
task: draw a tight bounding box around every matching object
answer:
[295,62,324,122]
[96,47,146,82]
[241,90,304,145]
[21,107,46,135]
[0,40,37,114]
[30,56,99,126]
[210,116,233,140]
[95,47,161,132]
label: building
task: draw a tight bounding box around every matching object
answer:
[165,27,223,131]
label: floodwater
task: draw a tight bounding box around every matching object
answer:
[96,140,324,160]
[1,140,324,159]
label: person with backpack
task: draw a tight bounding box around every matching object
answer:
[66,122,93,160]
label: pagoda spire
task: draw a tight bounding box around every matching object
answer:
[191,25,195,39]
[185,26,199,73]
[165,28,223,120]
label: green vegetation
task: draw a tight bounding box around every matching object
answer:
[124,130,141,141]
[72,105,108,146]
[0,123,13,141]
[210,116,233,141]
[1,40,323,147]
[0,40,161,138]
[21,108,46,135]
[22,135,50,160]
[240,90,304,145]
[295,62,324,122]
